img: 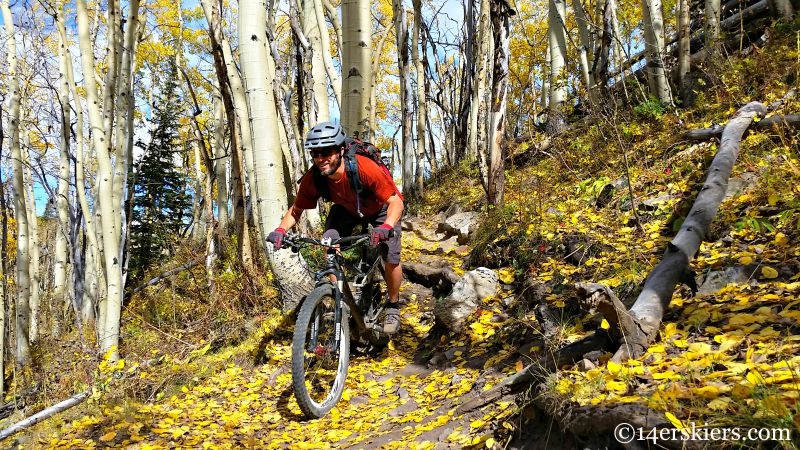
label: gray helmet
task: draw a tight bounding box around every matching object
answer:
[304,122,346,149]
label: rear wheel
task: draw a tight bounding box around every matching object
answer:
[291,286,350,418]
[352,282,389,355]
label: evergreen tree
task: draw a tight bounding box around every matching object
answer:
[129,61,192,280]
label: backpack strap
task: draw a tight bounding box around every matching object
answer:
[344,153,364,217]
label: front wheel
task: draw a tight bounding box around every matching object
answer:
[291,286,350,418]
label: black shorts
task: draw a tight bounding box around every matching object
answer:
[324,204,402,265]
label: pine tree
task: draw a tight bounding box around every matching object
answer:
[129,61,192,280]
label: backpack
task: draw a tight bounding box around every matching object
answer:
[299,137,395,217]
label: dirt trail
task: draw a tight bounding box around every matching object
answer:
[31,217,525,449]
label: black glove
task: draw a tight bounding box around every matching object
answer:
[370,224,393,247]
[267,227,287,250]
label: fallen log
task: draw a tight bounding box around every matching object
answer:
[0,391,90,441]
[606,101,768,361]
[126,259,200,298]
[683,114,800,140]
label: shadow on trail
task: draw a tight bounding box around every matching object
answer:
[275,385,307,422]
[251,311,298,365]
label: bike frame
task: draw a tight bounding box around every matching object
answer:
[289,233,385,349]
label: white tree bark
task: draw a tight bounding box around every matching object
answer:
[22,136,41,345]
[75,0,138,358]
[341,0,372,136]
[641,0,673,104]
[394,0,415,193]
[213,97,229,232]
[58,7,100,325]
[547,0,568,133]
[572,0,595,96]
[677,0,691,102]
[412,0,426,195]
[467,0,494,181]
[705,0,721,48]
[239,0,288,236]
[2,0,32,365]
[313,0,342,109]
[54,3,73,330]
[199,0,259,263]
[302,0,330,122]
[773,0,794,18]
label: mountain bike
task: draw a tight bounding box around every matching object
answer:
[283,229,392,418]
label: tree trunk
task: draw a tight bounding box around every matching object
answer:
[469,0,491,182]
[369,22,393,140]
[199,0,256,268]
[239,0,292,291]
[303,0,329,123]
[22,137,41,345]
[342,0,372,136]
[641,0,673,104]
[412,0,427,195]
[394,0,415,194]
[572,0,595,98]
[76,0,130,358]
[54,6,73,334]
[313,0,342,109]
[677,0,691,103]
[705,0,721,50]
[60,7,100,326]
[2,0,32,365]
[487,0,515,206]
[547,0,568,133]
[455,0,477,161]
[771,0,794,18]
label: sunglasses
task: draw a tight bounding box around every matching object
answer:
[309,147,339,159]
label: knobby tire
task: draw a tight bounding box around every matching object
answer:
[291,286,350,418]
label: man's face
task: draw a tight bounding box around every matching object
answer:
[310,146,342,176]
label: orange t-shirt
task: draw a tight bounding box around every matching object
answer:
[295,155,402,217]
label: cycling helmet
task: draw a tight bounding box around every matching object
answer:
[304,122,346,149]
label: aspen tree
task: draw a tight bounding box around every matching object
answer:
[342,0,372,136]
[394,0,414,193]
[2,0,32,365]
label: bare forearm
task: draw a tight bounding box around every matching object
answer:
[277,205,301,231]
[384,195,404,228]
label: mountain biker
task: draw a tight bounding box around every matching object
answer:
[267,122,405,335]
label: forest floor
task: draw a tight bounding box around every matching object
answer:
[7,18,800,450]
[14,218,540,449]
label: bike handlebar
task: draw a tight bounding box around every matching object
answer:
[282,227,395,251]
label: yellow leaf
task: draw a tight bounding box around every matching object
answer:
[498,268,515,284]
[708,397,731,411]
[761,266,779,279]
[515,360,524,372]
[606,380,627,393]
[485,438,496,448]
[665,412,687,431]
[738,255,753,265]
[692,385,721,399]
[607,360,622,375]
[99,432,116,442]
[774,232,789,246]
[600,319,610,330]
[768,193,779,205]
[470,419,486,428]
